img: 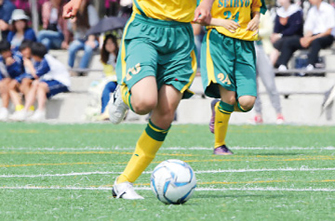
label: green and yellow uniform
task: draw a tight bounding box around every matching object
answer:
[116,0,198,102]
[116,0,199,184]
[201,0,266,149]
[201,0,266,98]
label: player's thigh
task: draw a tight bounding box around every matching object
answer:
[118,39,158,90]
[201,30,236,98]
[130,76,158,111]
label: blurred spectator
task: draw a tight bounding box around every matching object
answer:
[10,42,70,121]
[67,0,99,73]
[37,0,70,50]
[7,9,36,51]
[252,11,285,124]
[118,0,132,18]
[270,0,303,65]
[276,0,335,71]
[0,40,24,121]
[8,40,35,116]
[97,34,118,120]
[0,0,16,40]
[12,0,30,15]
[105,0,119,16]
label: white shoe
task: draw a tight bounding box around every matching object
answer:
[278,65,287,71]
[306,64,314,71]
[9,110,28,121]
[0,108,9,121]
[108,85,129,124]
[28,110,46,121]
[112,178,144,200]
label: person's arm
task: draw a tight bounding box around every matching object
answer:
[6,56,23,78]
[35,59,51,78]
[23,58,38,79]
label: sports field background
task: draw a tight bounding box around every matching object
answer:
[0,122,334,220]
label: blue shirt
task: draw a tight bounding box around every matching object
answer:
[274,11,303,37]
[0,51,24,80]
[7,28,37,51]
[34,57,50,78]
[0,0,16,39]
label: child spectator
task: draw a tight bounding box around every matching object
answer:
[8,40,35,118]
[10,42,71,121]
[0,40,24,120]
[270,0,303,65]
[97,34,118,120]
[7,9,36,51]
[276,0,335,71]
[67,0,99,74]
[37,0,70,50]
[0,0,16,40]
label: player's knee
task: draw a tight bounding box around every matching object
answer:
[132,98,157,115]
[238,96,256,111]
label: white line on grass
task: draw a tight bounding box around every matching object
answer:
[1,167,334,178]
[0,146,335,151]
[0,186,334,192]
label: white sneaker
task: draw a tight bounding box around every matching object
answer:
[0,107,9,121]
[278,65,287,71]
[9,110,28,121]
[28,110,46,121]
[306,64,314,71]
[112,178,144,200]
[108,85,129,124]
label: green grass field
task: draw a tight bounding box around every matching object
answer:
[0,122,334,220]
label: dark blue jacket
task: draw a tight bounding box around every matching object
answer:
[0,51,24,80]
[274,10,304,37]
[7,28,37,51]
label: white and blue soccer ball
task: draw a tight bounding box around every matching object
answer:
[150,159,196,204]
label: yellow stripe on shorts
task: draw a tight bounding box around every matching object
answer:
[206,29,216,84]
[181,49,197,94]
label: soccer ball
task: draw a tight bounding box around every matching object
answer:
[150,159,196,204]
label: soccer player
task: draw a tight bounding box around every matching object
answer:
[202,0,267,155]
[63,0,214,199]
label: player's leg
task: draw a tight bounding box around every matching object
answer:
[116,85,181,184]
[200,29,236,155]
[109,36,158,124]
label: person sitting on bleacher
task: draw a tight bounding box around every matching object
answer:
[67,0,99,75]
[276,0,335,71]
[270,0,303,65]
[0,40,24,121]
[8,40,35,118]
[11,42,71,121]
[7,9,36,51]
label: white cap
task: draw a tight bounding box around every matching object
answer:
[10,9,29,24]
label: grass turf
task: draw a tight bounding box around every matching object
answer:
[0,122,334,220]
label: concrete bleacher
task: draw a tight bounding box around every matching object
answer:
[2,49,335,125]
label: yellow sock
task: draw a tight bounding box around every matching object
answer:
[29,106,35,111]
[214,101,234,148]
[15,104,24,111]
[117,120,170,184]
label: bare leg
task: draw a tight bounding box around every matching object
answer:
[36,82,49,111]
[130,76,158,115]
[8,80,22,107]
[0,78,12,108]
[150,84,183,129]
[23,80,39,111]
